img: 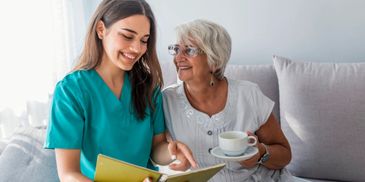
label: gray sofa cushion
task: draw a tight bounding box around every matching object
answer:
[0,140,7,155]
[0,127,59,182]
[161,62,178,88]
[273,55,365,181]
[225,64,280,121]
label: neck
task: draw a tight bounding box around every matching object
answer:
[184,78,224,104]
[96,55,125,87]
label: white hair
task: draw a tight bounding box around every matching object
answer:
[175,19,231,79]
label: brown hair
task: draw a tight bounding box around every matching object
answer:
[73,0,163,119]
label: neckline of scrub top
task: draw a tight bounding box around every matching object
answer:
[91,69,130,104]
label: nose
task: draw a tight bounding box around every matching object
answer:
[175,49,186,61]
[129,41,142,53]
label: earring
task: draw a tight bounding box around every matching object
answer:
[210,71,215,87]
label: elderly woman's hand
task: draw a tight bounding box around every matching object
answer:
[168,140,197,171]
[238,131,261,168]
[143,177,152,182]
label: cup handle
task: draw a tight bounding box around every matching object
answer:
[247,136,257,146]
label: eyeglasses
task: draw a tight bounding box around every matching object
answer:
[168,44,204,57]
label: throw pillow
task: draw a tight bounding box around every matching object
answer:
[273,55,365,181]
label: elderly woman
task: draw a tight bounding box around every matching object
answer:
[162,19,295,181]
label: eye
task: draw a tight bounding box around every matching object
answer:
[141,38,149,44]
[168,45,180,55]
[120,33,133,40]
[185,47,197,56]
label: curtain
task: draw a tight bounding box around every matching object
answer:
[0,0,100,140]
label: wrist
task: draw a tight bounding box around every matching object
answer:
[258,143,266,157]
[257,143,270,164]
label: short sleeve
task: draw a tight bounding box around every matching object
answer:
[250,84,275,127]
[161,90,175,140]
[44,81,85,149]
[152,89,166,135]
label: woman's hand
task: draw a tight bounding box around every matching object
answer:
[239,114,292,170]
[238,131,261,168]
[168,140,197,171]
[143,177,152,182]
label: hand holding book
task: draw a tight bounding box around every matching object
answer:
[94,154,225,182]
[167,140,198,171]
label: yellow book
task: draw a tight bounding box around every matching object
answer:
[94,154,225,182]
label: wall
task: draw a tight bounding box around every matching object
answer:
[147,0,365,64]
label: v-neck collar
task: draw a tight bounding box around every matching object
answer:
[180,78,231,119]
[91,69,130,103]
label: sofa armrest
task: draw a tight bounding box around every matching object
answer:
[0,140,8,155]
[0,127,59,182]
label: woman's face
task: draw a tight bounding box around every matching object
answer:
[99,15,150,71]
[173,43,210,83]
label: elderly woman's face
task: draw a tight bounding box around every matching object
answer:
[172,43,210,83]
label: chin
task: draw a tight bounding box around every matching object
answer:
[119,60,138,71]
[178,76,190,82]
[120,65,134,71]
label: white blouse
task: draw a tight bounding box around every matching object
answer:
[162,78,294,182]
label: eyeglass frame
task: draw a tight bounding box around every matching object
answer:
[168,44,204,57]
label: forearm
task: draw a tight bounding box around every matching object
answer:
[55,149,91,182]
[59,172,92,182]
[258,143,291,170]
[151,141,174,165]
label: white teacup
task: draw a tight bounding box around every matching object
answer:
[218,131,257,156]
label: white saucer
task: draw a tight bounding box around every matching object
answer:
[210,146,259,161]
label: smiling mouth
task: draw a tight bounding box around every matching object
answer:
[121,52,137,61]
[178,66,192,70]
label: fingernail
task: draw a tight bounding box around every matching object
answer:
[171,155,176,161]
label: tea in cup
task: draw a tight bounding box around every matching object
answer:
[218,131,257,156]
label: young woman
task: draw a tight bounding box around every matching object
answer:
[44,0,196,181]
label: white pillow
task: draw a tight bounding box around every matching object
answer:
[273,55,365,181]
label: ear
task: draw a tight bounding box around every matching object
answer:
[96,20,106,39]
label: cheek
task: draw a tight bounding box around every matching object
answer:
[192,63,209,76]
[103,39,118,54]
[141,44,148,54]
[173,59,178,69]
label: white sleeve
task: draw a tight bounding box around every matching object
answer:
[162,90,177,140]
[250,84,275,127]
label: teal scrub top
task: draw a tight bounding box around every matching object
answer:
[44,69,165,180]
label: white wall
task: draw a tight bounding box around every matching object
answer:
[147,0,365,64]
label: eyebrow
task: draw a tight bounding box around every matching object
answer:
[121,28,150,37]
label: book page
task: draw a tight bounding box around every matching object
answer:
[165,163,225,182]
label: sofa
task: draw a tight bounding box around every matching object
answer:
[0,55,364,182]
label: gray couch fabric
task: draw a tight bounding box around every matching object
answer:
[274,55,365,182]
[0,127,59,182]
[0,140,7,155]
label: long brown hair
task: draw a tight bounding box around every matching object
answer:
[73,0,163,119]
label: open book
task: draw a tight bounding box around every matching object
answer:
[94,154,225,182]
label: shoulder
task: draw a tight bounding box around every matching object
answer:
[162,83,183,98]
[54,70,92,98]
[227,78,260,92]
[58,70,90,86]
